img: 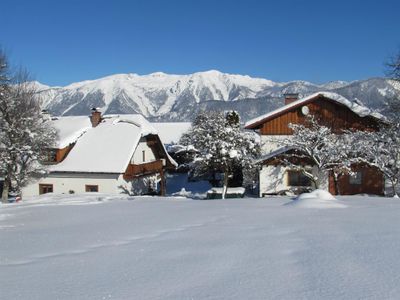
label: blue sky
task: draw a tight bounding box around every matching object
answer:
[2,0,400,86]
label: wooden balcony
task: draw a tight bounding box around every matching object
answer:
[124,160,164,179]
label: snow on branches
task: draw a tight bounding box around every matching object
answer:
[0,50,57,201]
[180,111,260,199]
[277,114,400,196]
[278,115,353,192]
[350,123,400,197]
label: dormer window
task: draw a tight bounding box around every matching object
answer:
[42,149,57,164]
[142,150,146,162]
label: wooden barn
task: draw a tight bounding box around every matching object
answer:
[245,92,386,196]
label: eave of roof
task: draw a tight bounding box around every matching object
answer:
[255,146,294,164]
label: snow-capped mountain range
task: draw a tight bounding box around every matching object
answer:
[36,70,400,121]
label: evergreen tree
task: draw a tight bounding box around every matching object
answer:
[180,111,260,199]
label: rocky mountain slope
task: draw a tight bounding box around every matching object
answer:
[36,71,400,122]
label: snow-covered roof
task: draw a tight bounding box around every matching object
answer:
[105,114,158,136]
[255,146,294,163]
[50,115,173,174]
[52,116,92,148]
[245,92,386,129]
[150,122,191,144]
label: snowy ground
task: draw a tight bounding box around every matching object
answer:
[1,194,400,299]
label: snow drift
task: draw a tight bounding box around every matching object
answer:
[286,189,347,208]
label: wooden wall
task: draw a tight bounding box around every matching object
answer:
[56,145,73,163]
[328,166,384,196]
[260,96,380,135]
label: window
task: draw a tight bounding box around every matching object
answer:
[39,184,53,195]
[49,150,57,162]
[287,171,312,187]
[349,172,362,185]
[43,149,57,163]
[142,150,146,162]
[85,185,99,192]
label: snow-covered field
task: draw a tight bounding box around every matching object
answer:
[1,194,400,299]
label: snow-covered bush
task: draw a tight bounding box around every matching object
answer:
[180,111,260,199]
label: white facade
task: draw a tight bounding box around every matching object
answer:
[22,173,122,197]
[131,138,157,164]
[258,131,329,196]
[259,164,329,197]
[22,172,160,198]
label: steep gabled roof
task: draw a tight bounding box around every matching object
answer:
[50,114,176,174]
[245,92,385,129]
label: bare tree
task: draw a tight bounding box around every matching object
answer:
[350,126,400,197]
[386,50,400,80]
[0,49,57,202]
[384,50,400,119]
[279,116,353,193]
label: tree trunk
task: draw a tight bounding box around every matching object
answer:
[333,173,340,195]
[159,169,166,196]
[391,180,398,198]
[303,170,318,189]
[1,177,10,203]
[222,171,229,199]
[312,177,319,190]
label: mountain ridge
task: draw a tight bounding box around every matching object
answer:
[35,70,399,122]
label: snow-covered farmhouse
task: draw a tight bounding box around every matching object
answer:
[245,92,386,196]
[22,110,177,197]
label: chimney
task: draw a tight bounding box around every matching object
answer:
[41,109,52,121]
[90,107,102,127]
[284,93,299,105]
